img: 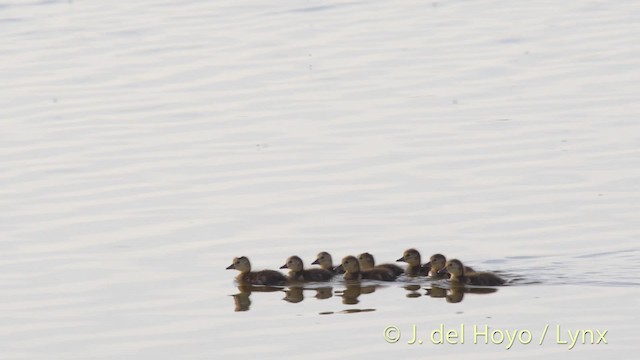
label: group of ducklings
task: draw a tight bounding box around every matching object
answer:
[226,249,505,286]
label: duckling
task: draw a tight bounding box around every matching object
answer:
[445,259,505,286]
[358,252,404,276]
[311,251,342,274]
[280,255,333,282]
[337,255,397,281]
[396,248,431,276]
[226,256,287,286]
[428,254,475,278]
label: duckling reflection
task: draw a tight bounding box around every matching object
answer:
[281,255,333,282]
[315,286,333,300]
[358,252,404,276]
[444,285,498,303]
[447,285,465,303]
[231,284,283,311]
[284,286,304,303]
[429,254,475,278]
[226,256,287,286]
[311,251,343,274]
[404,284,422,298]
[425,286,448,298]
[446,259,505,286]
[232,291,251,311]
[337,255,397,281]
[336,283,378,305]
[283,286,334,302]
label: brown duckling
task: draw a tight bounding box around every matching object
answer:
[280,255,333,282]
[396,248,431,276]
[445,259,505,286]
[311,251,342,274]
[358,252,404,276]
[226,256,287,286]
[429,254,475,278]
[337,255,397,281]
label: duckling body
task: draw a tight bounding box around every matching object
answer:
[226,256,287,286]
[280,255,333,282]
[338,256,397,282]
[358,252,404,276]
[311,251,342,275]
[396,248,430,276]
[446,259,505,286]
[362,268,397,281]
[428,253,475,278]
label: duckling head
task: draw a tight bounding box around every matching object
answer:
[280,255,304,271]
[397,248,421,266]
[311,251,333,269]
[358,252,375,270]
[341,255,361,273]
[226,256,251,273]
[430,254,447,273]
[445,259,464,277]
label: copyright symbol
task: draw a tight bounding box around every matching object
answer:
[383,325,400,343]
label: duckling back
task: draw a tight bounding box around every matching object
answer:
[301,268,333,281]
[377,264,404,276]
[239,270,287,286]
[464,271,505,286]
[362,268,397,281]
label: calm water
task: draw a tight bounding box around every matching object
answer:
[1,0,640,359]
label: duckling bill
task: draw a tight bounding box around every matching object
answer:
[280,255,333,282]
[226,256,287,286]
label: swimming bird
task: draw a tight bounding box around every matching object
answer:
[226,256,287,286]
[445,259,505,286]
[280,255,333,282]
[311,251,342,274]
[358,252,404,276]
[337,255,397,281]
[429,253,475,278]
[396,248,431,276]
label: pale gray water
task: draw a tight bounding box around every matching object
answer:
[1,0,639,359]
